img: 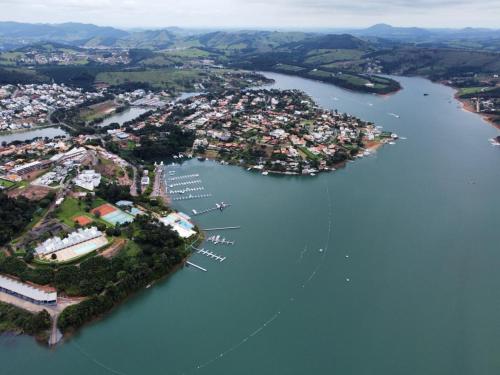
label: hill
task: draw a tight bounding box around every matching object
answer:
[0,21,128,49]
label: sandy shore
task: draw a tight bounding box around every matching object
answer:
[454,92,500,130]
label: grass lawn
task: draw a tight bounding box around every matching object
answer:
[274,63,306,72]
[122,240,142,258]
[458,87,492,96]
[79,100,117,123]
[95,68,208,90]
[56,197,110,228]
[305,49,364,65]
[298,146,321,161]
[0,178,15,189]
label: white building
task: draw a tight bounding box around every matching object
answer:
[74,169,101,191]
[160,212,196,238]
[35,227,104,256]
[0,274,57,305]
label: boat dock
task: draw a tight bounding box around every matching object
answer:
[207,234,235,245]
[173,193,212,201]
[168,180,203,188]
[169,174,200,181]
[192,202,231,216]
[169,186,205,194]
[196,248,226,262]
[202,226,241,231]
[186,261,207,272]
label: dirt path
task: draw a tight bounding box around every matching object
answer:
[100,238,126,259]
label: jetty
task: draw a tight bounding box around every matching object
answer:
[207,234,235,245]
[192,202,231,216]
[169,174,200,181]
[202,226,241,231]
[168,180,202,188]
[186,261,207,272]
[173,193,212,201]
[196,248,226,262]
[169,186,205,195]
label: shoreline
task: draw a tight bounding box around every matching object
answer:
[260,69,401,96]
[191,139,388,177]
[453,91,500,129]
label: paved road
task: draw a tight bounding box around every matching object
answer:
[0,291,82,345]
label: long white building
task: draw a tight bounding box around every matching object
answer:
[0,274,57,305]
[35,226,104,256]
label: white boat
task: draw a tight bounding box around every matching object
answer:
[262,171,269,175]
[389,141,396,145]
[310,173,316,176]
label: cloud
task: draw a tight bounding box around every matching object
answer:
[0,0,498,28]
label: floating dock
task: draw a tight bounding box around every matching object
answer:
[168,180,203,188]
[196,248,226,262]
[186,261,207,272]
[173,193,212,201]
[192,202,231,216]
[169,186,205,195]
[169,174,200,181]
[202,226,241,231]
[207,234,235,246]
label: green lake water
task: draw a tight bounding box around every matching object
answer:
[1,73,500,375]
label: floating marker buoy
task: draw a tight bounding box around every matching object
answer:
[346,278,350,282]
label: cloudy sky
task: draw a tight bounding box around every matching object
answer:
[1,0,499,29]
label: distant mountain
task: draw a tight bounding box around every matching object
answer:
[0,21,129,48]
[353,24,433,41]
[188,30,312,53]
[353,23,500,44]
[285,33,372,51]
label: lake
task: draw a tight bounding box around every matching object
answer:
[98,107,152,128]
[1,73,500,375]
[0,126,68,144]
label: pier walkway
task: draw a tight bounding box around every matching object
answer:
[173,193,212,201]
[196,248,226,262]
[202,226,241,231]
[168,180,202,188]
[169,174,200,181]
[192,203,231,216]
